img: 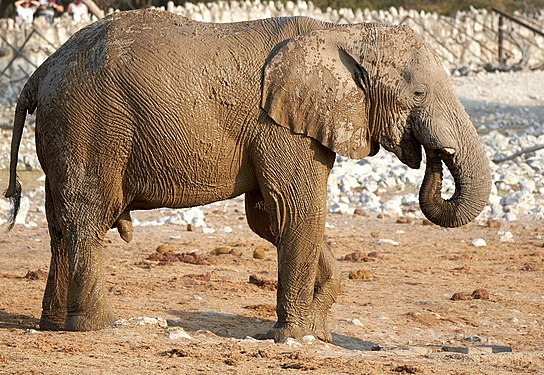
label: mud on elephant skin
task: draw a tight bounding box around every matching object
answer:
[4,9,491,341]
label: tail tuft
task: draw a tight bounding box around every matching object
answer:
[4,180,22,231]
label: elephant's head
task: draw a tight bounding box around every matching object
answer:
[261,23,491,228]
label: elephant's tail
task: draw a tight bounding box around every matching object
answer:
[4,80,37,231]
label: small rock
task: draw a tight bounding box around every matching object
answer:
[281,337,302,347]
[347,318,364,326]
[471,238,487,247]
[128,317,168,327]
[375,239,400,246]
[167,328,192,340]
[23,269,48,280]
[486,219,502,228]
[396,217,414,224]
[471,288,490,300]
[353,208,368,216]
[253,247,266,259]
[463,335,482,342]
[301,335,316,343]
[211,246,232,255]
[451,292,470,301]
[348,269,372,281]
[341,251,374,262]
[498,231,513,242]
[421,219,434,226]
[156,244,170,254]
[192,295,203,301]
[249,274,277,290]
[164,348,188,358]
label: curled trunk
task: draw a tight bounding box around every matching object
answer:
[419,146,491,228]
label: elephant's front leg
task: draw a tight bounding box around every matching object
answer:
[306,244,341,342]
[252,129,336,342]
[274,228,325,341]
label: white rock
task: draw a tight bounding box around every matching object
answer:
[128,316,168,327]
[167,328,192,340]
[498,231,513,242]
[347,318,364,326]
[301,335,316,343]
[281,337,302,347]
[471,238,487,247]
[375,239,400,246]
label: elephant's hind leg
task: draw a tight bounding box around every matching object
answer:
[64,230,116,331]
[52,186,118,331]
[40,180,68,330]
[245,189,275,244]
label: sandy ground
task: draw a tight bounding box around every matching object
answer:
[1,71,544,374]
[1,205,543,374]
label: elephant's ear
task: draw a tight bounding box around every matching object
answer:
[261,28,372,159]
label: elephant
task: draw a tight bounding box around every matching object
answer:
[4,9,491,341]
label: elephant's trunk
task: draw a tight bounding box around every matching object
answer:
[418,144,491,228]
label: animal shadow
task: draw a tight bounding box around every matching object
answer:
[0,310,39,330]
[167,310,380,351]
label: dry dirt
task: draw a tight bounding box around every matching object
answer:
[1,194,543,374]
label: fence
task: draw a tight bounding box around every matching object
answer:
[0,1,543,104]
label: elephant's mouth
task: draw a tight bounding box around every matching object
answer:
[388,123,422,169]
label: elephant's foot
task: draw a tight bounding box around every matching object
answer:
[269,323,306,342]
[39,315,65,331]
[257,322,330,343]
[65,309,116,331]
[306,314,332,342]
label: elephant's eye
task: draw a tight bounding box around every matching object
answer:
[413,88,427,103]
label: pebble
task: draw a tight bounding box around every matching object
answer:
[375,239,400,246]
[346,318,364,326]
[471,238,487,247]
[348,269,373,281]
[498,231,513,242]
[281,338,302,347]
[253,247,266,259]
[167,328,193,340]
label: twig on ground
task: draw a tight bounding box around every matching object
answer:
[492,144,544,163]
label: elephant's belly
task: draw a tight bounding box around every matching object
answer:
[126,155,257,210]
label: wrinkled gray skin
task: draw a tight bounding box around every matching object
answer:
[4,9,491,341]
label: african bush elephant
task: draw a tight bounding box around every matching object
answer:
[4,9,491,341]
